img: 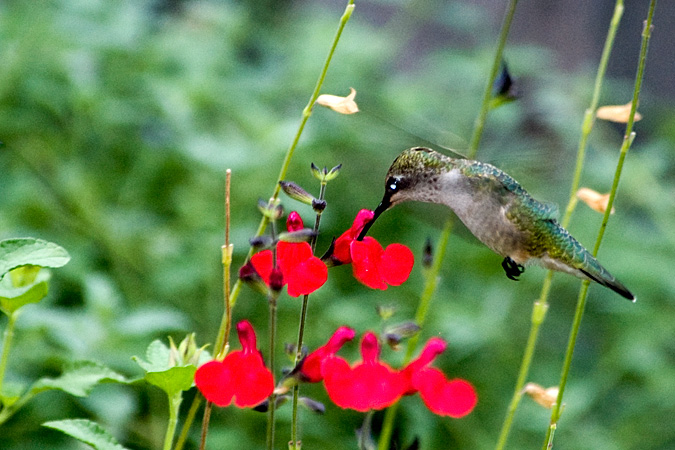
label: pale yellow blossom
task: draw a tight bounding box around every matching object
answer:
[577,187,615,214]
[316,88,359,114]
[596,102,642,123]
[523,383,559,409]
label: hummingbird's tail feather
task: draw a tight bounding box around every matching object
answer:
[579,267,635,302]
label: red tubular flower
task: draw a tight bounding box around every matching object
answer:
[300,326,355,382]
[194,320,273,408]
[248,212,328,297]
[321,332,406,412]
[401,337,477,418]
[333,209,414,290]
[401,337,447,395]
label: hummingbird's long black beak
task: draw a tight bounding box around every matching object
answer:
[356,197,391,241]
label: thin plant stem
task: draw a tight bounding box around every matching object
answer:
[199,170,233,450]
[290,181,328,450]
[377,1,519,448]
[0,311,19,396]
[163,392,183,450]
[543,1,656,447]
[377,220,453,450]
[199,402,213,450]
[175,395,202,450]
[249,0,355,249]
[267,295,278,450]
[468,0,520,157]
[495,2,625,448]
[177,3,356,446]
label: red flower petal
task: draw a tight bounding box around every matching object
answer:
[401,337,447,395]
[349,238,387,290]
[412,368,477,418]
[230,353,274,407]
[301,326,355,383]
[285,256,328,297]
[333,209,375,264]
[250,250,276,287]
[379,243,414,286]
[194,360,236,407]
[321,332,406,411]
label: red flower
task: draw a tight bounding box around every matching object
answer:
[194,320,273,408]
[248,212,328,297]
[401,337,477,418]
[321,332,406,412]
[333,209,414,290]
[300,326,355,382]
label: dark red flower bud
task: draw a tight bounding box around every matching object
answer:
[287,211,304,232]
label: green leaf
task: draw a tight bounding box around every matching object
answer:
[0,281,49,315]
[32,361,129,397]
[132,340,197,396]
[144,365,197,395]
[0,238,70,279]
[43,419,130,450]
[133,339,171,372]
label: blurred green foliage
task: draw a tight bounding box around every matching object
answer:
[0,0,674,449]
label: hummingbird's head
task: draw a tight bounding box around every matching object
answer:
[357,147,452,240]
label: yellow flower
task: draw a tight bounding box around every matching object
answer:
[596,102,642,123]
[523,383,559,409]
[577,187,615,214]
[316,88,359,114]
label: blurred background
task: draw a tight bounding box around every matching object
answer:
[1,0,674,449]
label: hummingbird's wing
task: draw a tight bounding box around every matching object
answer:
[460,159,560,221]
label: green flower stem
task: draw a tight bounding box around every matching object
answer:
[543,2,656,448]
[494,280,550,450]
[290,181,328,450]
[379,0,519,447]
[175,395,202,450]
[267,294,279,450]
[495,3,625,448]
[0,310,19,399]
[467,0,519,157]
[212,0,355,352]
[248,0,355,250]
[563,1,625,227]
[163,392,183,450]
[377,220,454,450]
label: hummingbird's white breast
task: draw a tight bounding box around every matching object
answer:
[436,169,530,261]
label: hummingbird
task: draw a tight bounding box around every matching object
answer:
[358,147,635,301]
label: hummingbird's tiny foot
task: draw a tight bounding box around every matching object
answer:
[502,257,525,281]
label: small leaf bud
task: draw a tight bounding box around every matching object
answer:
[280,181,315,206]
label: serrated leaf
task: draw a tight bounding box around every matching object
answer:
[43,419,130,450]
[0,238,70,279]
[32,361,128,397]
[132,339,170,372]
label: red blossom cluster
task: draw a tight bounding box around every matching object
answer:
[245,212,328,297]
[240,210,414,295]
[300,327,477,417]
[194,323,477,419]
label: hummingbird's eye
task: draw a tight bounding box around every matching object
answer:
[386,176,407,194]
